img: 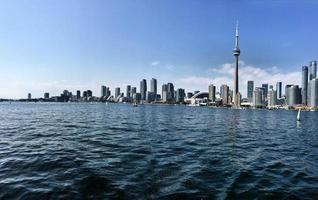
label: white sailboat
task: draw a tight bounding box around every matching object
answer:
[297,109,301,121]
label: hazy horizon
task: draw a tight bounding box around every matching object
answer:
[1,0,318,99]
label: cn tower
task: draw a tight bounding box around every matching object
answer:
[233,22,240,107]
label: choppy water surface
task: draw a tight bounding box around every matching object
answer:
[0,102,318,199]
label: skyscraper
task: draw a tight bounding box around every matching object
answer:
[140,79,147,101]
[309,61,317,81]
[267,88,277,107]
[221,84,229,105]
[28,93,31,100]
[76,90,81,100]
[101,85,107,97]
[247,81,254,102]
[176,88,185,103]
[233,22,240,107]
[167,83,175,102]
[162,84,168,102]
[106,87,110,98]
[302,66,308,105]
[208,84,216,102]
[150,78,157,95]
[115,87,120,98]
[253,87,264,108]
[309,78,318,107]
[276,82,282,99]
[261,83,269,99]
[126,85,131,98]
[131,87,137,95]
[286,85,301,106]
[44,92,50,99]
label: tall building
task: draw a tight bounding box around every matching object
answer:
[309,78,318,107]
[44,92,50,99]
[140,79,147,101]
[87,90,92,97]
[284,85,292,105]
[247,81,254,102]
[115,87,120,98]
[176,88,185,103]
[83,91,87,98]
[233,22,240,107]
[76,90,81,100]
[162,83,174,103]
[208,84,216,102]
[28,93,31,100]
[221,84,229,105]
[131,87,137,95]
[286,85,301,106]
[276,82,282,99]
[309,61,317,81]
[267,88,277,107]
[261,83,269,99]
[253,87,264,108]
[150,78,157,96]
[302,66,308,105]
[101,85,107,97]
[126,85,131,98]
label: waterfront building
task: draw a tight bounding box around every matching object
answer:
[309,61,317,80]
[87,90,92,97]
[253,87,264,108]
[83,91,87,98]
[161,83,175,103]
[150,78,157,96]
[101,85,107,97]
[44,92,50,99]
[176,88,185,103]
[126,85,131,98]
[131,87,137,95]
[28,93,31,100]
[233,22,240,107]
[247,81,254,102]
[208,84,216,102]
[133,93,141,103]
[140,79,147,101]
[276,82,282,99]
[267,88,277,107]
[286,85,301,106]
[308,78,318,107]
[302,66,308,105]
[162,84,168,102]
[261,83,269,100]
[221,84,229,105]
[106,87,111,98]
[187,92,193,98]
[146,92,155,103]
[115,87,120,98]
[284,85,292,104]
[76,90,81,100]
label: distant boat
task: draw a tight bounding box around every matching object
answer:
[297,109,301,121]
[133,103,138,107]
[105,102,108,105]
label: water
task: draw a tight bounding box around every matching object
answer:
[0,102,318,199]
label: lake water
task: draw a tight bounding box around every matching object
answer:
[0,102,317,199]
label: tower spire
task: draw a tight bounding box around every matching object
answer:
[235,21,239,48]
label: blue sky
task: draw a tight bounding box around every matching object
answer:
[0,0,317,98]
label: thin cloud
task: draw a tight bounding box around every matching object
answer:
[176,61,301,97]
[151,61,159,66]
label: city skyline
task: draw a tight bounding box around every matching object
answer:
[2,1,318,98]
